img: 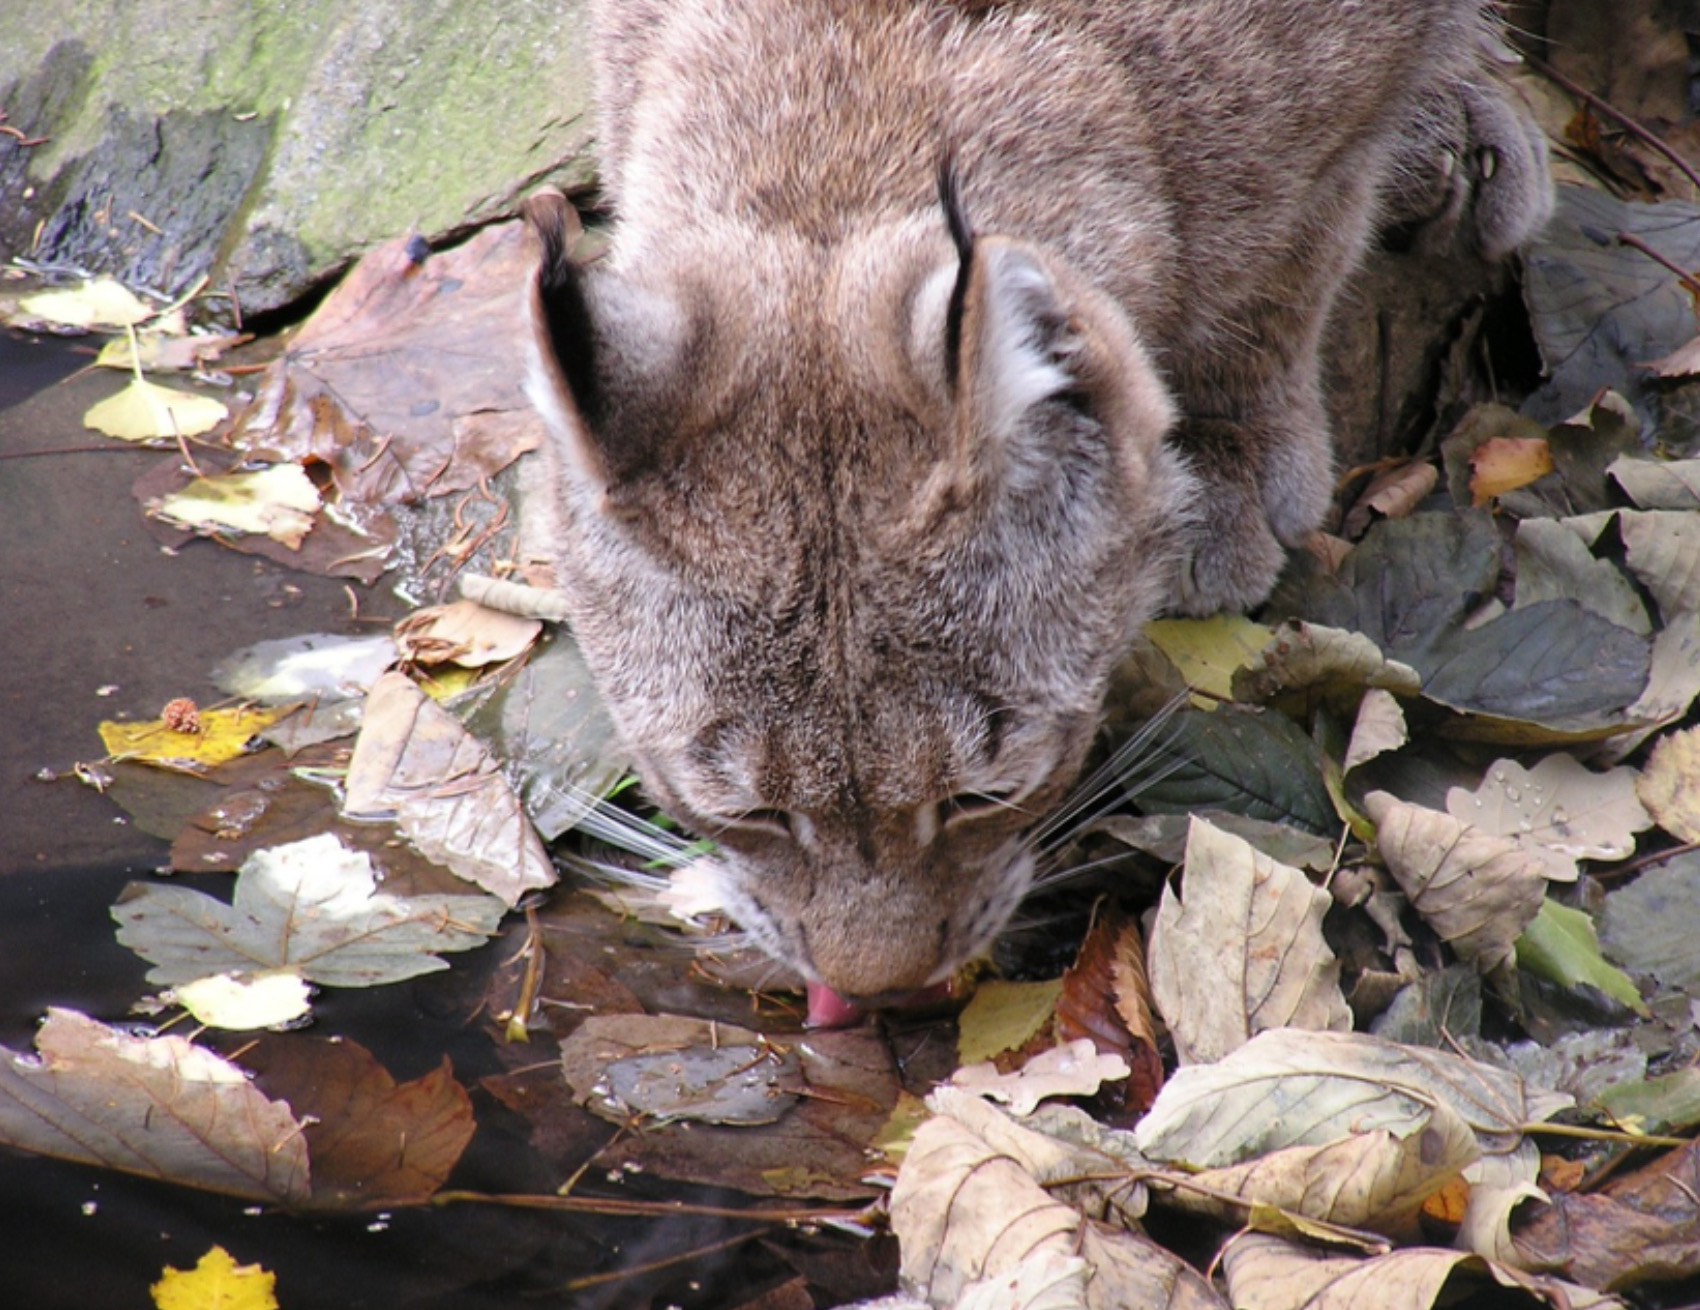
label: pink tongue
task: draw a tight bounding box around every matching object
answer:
[805,983,867,1029]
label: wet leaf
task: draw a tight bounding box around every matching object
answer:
[951,1040,1130,1118]
[85,376,230,442]
[1515,901,1647,1015]
[212,633,397,703]
[343,670,556,903]
[1221,1232,1621,1310]
[97,331,248,374]
[957,979,1064,1065]
[171,972,314,1031]
[113,832,506,988]
[1445,755,1651,883]
[1363,792,1548,974]
[394,598,541,668]
[1599,849,1700,994]
[1149,818,1350,1066]
[99,704,288,771]
[19,276,155,329]
[1133,705,1338,836]
[150,464,321,547]
[0,1008,309,1203]
[557,1015,894,1200]
[152,1246,278,1310]
[226,224,542,507]
[238,1035,475,1208]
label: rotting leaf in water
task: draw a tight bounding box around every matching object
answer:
[151,1246,278,1310]
[16,276,156,330]
[343,670,556,904]
[149,464,322,549]
[112,831,506,989]
[224,223,543,508]
[237,1034,475,1210]
[0,1008,310,1204]
[99,703,287,773]
[85,376,231,443]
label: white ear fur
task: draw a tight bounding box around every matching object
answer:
[969,244,1073,446]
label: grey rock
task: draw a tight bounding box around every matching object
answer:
[0,1,594,315]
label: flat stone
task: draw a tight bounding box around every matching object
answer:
[0,2,594,314]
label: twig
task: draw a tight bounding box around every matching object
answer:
[561,1226,775,1294]
[0,444,157,460]
[1529,52,1700,198]
[431,1188,868,1226]
[1613,231,1700,300]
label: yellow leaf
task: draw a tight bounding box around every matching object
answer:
[85,377,229,441]
[152,465,321,548]
[172,972,313,1031]
[1146,614,1273,703]
[20,276,155,329]
[1469,436,1553,505]
[100,704,287,770]
[1638,724,1700,844]
[957,978,1063,1065]
[152,1245,278,1310]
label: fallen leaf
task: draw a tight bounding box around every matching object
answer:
[1636,724,1700,843]
[1515,901,1647,1015]
[1595,1066,1700,1138]
[97,331,249,374]
[1231,621,1422,713]
[99,704,287,771]
[1221,1231,1620,1310]
[226,224,542,507]
[150,464,321,548]
[152,1246,278,1310]
[1470,436,1555,505]
[957,979,1064,1066]
[951,1040,1131,1118]
[0,1008,309,1203]
[1053,904,1162,1115]
[394,598,541,668]
[1640,336,1700,378]
[1148,817,1350,1065]
[238,1035,475,1209]
[1343,687,1409,773]
[1445,755,1651,882]
[1513,518,1651,636]
[112,832,506,988]
[1618,509,1700,621]
[85,377,230,441]
[1145,615,1274,703]
[1363,792,1548,974]
[171,972,314,1031]
[212,633,397,703]
[19,276,155,329]
[1343,459,1439,537]
[1599,849,1700,995]
[1609,455,1700,509]
[343,670,556,904]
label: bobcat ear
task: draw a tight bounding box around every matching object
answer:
[523,189,607,489]
[522,189,690,500]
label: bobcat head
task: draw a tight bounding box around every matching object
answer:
[522,181,1193,1006]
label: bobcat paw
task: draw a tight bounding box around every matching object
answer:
[1170,493,1287,617]
[1391,80,1553,260]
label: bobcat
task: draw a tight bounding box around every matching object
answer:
[522,0,1551,1010]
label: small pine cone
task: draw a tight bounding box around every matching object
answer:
[161,697,202,735]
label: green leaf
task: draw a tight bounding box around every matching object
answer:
[1133,706,1338,836]
[1515,900,1647,1014]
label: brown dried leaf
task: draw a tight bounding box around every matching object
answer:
[1343,459,1439,538]
[239,1035,474,1209]
[0,1008,309,1204]
[1053,905,1161,1114]
[226,224,541,506]
[394,598,542,668]
[1149,817,1350,1065]
[1362,792,1547,974]
[1638,723,1700,844]
[343,670,555,904]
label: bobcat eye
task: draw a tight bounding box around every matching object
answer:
[721,808,793,839]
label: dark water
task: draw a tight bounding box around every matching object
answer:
[0,331,886,1308]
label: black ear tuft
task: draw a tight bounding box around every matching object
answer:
[937,156,975,398]
[523,190,603,428]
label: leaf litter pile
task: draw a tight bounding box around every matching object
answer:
[11,23,1700,1310]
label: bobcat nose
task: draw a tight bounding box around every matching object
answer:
[805,979,958,1028]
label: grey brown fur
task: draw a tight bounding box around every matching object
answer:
[524,0,1551,1003]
